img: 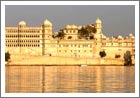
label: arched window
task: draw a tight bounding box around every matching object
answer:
[68,36,72,39]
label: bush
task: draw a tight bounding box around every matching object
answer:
[115,54,121,58]
[99,51,106,58]
[5,52,10,61]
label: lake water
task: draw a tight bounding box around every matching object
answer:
[6,65,135,93]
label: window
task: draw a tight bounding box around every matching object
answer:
[78,45,80,48]
[128,43,132,46]
[118,49,122,51]
[102,43,106,46]
[68,36,72,39]
[122,43,126,46]
[66,45,68,47]
[119,43,121,46]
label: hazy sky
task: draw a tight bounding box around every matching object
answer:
[5,5,135,37]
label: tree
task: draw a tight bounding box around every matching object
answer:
[78,24,96,39]
[5,51,10,61]
[99,51,106,58]
[78,27,89,38]
[56,29,65,40]
[86,24,96,34]
[115,54,121,58]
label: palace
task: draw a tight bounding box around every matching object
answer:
[5,18,135,59]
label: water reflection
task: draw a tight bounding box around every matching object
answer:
[6,65,135,93]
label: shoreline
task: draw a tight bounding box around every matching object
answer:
[5,55,135,66]
[6,63,135,66]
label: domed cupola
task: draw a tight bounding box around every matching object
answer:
[118,35,123,39]
[95,17,102,34]
[19,21,26,27]
[129,33,134,38]
[43,19,52,26]
[96,18,102,24]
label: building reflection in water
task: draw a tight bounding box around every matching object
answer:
[6,65,135,93]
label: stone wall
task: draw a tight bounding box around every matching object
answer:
[8,55,135,65]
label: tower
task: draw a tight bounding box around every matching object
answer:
[95,17,102,34]
[42,19,52,39]
[42,19,53,55]
[93,18,102,57]
[18,21,27,54]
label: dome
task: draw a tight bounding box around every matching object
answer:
[78,26,82,29]
[129,33,134,38]
[126,37,128,39]
[19,21,26,25]
[66,25,71,29]
[96,17,102,23]
[118,35,123,39]
[71,25,77,29]
[43,19,52,26]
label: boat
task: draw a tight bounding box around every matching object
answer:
[80,58,88,67]
[80,64,88,67]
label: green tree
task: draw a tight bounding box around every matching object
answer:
[78,24,96,39]
[78,27,89,38]
[99,51,106,58]
[56,29,65,40]
[5,52,10,61]
[86,24,96,34]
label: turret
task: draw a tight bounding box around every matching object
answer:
[41,19,53,55]
[18,21,26,28]
[95,18,102,34]
[42,19,53,39]
[93,18,102,57]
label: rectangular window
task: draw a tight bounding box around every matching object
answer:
[102,43,106,46]
[66,45,68,47]
[128,43,132,46]
[118,49,122,51]
[122,43,126,46]
[78,45,80,48]
[119,43,121,46]
[73,30,75,33]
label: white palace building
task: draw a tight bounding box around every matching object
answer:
[5,18,135,59]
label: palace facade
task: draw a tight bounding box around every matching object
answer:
[5,18,135,58]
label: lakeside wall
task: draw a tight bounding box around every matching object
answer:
[6,55,135,66]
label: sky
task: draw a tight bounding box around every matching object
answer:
[5,5,135,37]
